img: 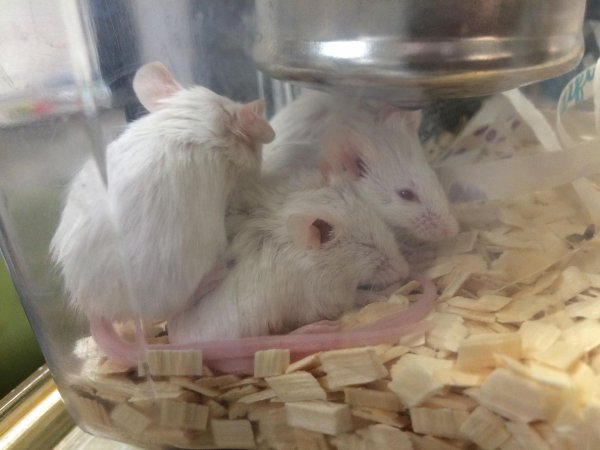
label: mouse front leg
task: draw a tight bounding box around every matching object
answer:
[188,258,230,304]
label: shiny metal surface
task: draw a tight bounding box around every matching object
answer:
[0,366,73,450]
[253,0,587,105]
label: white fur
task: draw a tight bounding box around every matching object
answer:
[263,90,459,242]
[51,86,267,321]
[168,174,409,342]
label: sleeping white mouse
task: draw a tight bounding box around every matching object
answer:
[50,61,274,322]
[168,173,410,342]
[263,90,459,243]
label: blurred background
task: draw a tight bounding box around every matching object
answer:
[0,260,44,399]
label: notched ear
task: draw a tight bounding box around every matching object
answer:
[133,61,183,112]
[235,99,275,144]
[287,213,338,250]
[319,126,373,181]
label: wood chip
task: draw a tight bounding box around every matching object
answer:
[351,406,409,428]
[206,399,228,419]
[158,400,209,430]
[426,313,469,352]
[237,388,277,404]
[538,309,575,329]
[518,321,561,358]
[143,428,199,448]
[141,349,202,377]
[320,348,388,389]
[421,392,479,412]
[571,362,599,402]
[170,377,220,398]
[388,364,444,408]
[379,345,411,364]
[393,280,422,295]
[362,424,413,450]
[343,387,403,412]
[219,385,260,403]
[505,421,551,450]
[459,406,510,450]
[433,369,484,387]
[266,372,327,402]
[254,349,290,378]
[109,403,152,435]
[526,362,572,389]
[561,319,600,352]
[444,306,496,323]
[535,340,586,370]
[566,294,600,319]
[456,333,521,369]
[481,230,543,250]
[391,354,453,378]
[495,296,553,323]
[447,295,512,312]
[554,266,592,302]
[410,407,470,439]
[210,419,256,449]
[196,374,240,389]
[87,375,138,399]
[291,428,330,450]
[410,433,465,450]
[286,353,321,373]
[285,401,353,436]
[434,230,479,256]
[69,395,112,429]
[228,402,250,420]
[257,406,293,447]
[479,368,562,422]
[439,269,476,300]
[95,358,132,375]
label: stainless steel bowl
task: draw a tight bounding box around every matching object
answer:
[253,0,586,105]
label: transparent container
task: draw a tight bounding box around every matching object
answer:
[3,1,600,449]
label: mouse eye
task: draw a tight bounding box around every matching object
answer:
[356,158,368,177]
[397,189,419,202]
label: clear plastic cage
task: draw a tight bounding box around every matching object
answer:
[2,1,600,449]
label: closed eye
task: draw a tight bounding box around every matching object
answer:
[397,189,419,202]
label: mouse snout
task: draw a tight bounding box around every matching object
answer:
[416,211,459,241]
[440,215,460,238]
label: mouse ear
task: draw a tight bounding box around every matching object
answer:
[287,213,338,250]
[133,61,183,112]
[235,100,276,144]
[378,106,422,135]
[319,126,374,181]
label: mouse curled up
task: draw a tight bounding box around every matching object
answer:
[168,172,409,343]
[50,62,275,322]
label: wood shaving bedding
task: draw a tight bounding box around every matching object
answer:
[66,188,600,449]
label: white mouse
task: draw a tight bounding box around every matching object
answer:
[263,90,459,243]
[168,174,410,342]
[50,61,275,322]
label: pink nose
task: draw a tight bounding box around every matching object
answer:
[441,227,454,237]
[446,216,460,236]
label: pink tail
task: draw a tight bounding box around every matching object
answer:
[88,277,437,374]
